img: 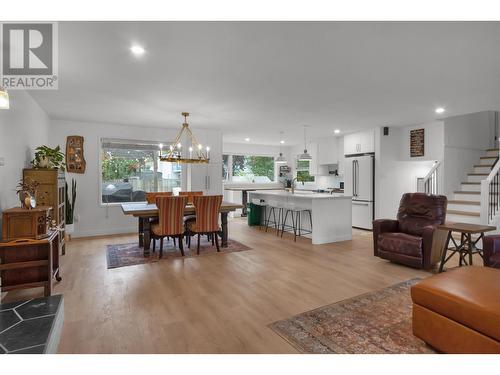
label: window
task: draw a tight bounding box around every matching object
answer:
[296,160,315,182]
[101,139,181,204]
[222,154,275,183]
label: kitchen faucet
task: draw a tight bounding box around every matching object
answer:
[290,177,304,194]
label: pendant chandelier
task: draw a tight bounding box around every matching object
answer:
[0,86,9,109]
[159,112,210,164]
[298,125,312,161]
[276,131,287,163]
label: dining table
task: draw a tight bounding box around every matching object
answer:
[121,201,243,256]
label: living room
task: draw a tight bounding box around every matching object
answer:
[1,1,499,374]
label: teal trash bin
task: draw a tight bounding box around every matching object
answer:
[247,203,262,226]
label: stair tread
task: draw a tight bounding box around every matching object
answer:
[447,210,480,217]
[448,200,480,205]
[461,182,480,185]
[480,156,497,159]
[468,173,489,176]
[454,191,480,194]
[486,148,500,152]
[474,164,493,167]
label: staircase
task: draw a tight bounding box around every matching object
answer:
[447,148,499,225]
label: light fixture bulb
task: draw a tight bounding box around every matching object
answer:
[198,144,202,150]
[130,45,145,55]
[245,138,250,142]
[0,87,9,109]
[206,146,210,151]
[280,140,285,144]
[334,129,340,134]
[189,146,193,152]
[435,107,445,114]
[159,143,163,149]
[177,142,182,149]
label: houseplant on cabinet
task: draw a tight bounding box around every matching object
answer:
[16,178,39,209]
[32,145,66,170]
[65,179,77,238]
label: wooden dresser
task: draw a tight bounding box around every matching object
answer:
[23,169,66,255]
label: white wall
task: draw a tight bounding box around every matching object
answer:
[442,111,496,197]
[49,119,222,238]
[0,91,50,238]
[223,142,281,156]
[375,121,444,219]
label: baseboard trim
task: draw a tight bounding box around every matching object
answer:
[72,227,137,239]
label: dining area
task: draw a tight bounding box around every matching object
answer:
[121,191,243,257]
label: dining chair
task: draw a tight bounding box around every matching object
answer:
[146,192,173,204]
[179,191,203,204]
[186,195,223,254]
[151,196,188,258]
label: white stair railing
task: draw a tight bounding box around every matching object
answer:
[480,153,500,224]
[418,161,441,195]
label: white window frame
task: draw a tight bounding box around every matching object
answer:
[99,137,183,207]
[223,153,278,183]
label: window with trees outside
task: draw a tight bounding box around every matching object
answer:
[222,154,275,183]
[101,139,181,204]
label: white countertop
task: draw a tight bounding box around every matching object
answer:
[248,190,351,200]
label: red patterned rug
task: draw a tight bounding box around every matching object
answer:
[106,238,252,269]
[269,279,437,354]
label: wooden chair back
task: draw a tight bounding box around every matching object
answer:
[179,191,204,204]
[146,192,172,204]
[192,195,223,233]
[155,196,188,236]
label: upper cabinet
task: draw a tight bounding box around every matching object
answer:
[344,129,375,155]
[317,136,339,165]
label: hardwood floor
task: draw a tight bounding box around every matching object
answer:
[2,218,478,353]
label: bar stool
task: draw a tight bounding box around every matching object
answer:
[265,198,285,236]
[281,202,313,242]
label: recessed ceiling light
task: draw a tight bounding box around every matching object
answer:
[334,129,340,134]
[280,140,285,144]
[245,138,250,142]
[435,107,445,114]
[130,45,145,55]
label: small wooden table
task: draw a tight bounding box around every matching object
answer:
[0,230,62,296]
[121,201,243,256]
[437,222,496,273]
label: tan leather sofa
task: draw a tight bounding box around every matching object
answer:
[411,266,500,353]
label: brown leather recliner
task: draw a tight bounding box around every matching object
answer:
[373,193,448,269]
[481,235,500,268]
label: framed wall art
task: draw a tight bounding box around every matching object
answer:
[410,128,425,157]
[66,135,86,173]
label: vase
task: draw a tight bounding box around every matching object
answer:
[38,156,51,168]
[19,192,31,209]
[66,223,74,235]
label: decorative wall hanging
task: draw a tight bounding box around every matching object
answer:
[410,128,425,157]
[66,136,86,173]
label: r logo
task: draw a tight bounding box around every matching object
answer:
[2,23,53,76]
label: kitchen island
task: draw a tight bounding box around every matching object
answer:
[247,190,352,244]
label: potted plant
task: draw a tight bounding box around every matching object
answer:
[16,178,39,209]
[32,145,66,170]
[65,179,77,237]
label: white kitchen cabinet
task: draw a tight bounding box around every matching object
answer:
[344,129,375,155]
[317,136,339,165]
[188,163,223,195]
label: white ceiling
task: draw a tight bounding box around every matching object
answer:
[30,21,500,145]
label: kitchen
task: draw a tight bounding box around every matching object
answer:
[223,127,376,241]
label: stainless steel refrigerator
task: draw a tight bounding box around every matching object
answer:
[344,153,375,230]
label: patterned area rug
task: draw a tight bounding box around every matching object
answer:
[269,278,436,354]
[106,238,251,269]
